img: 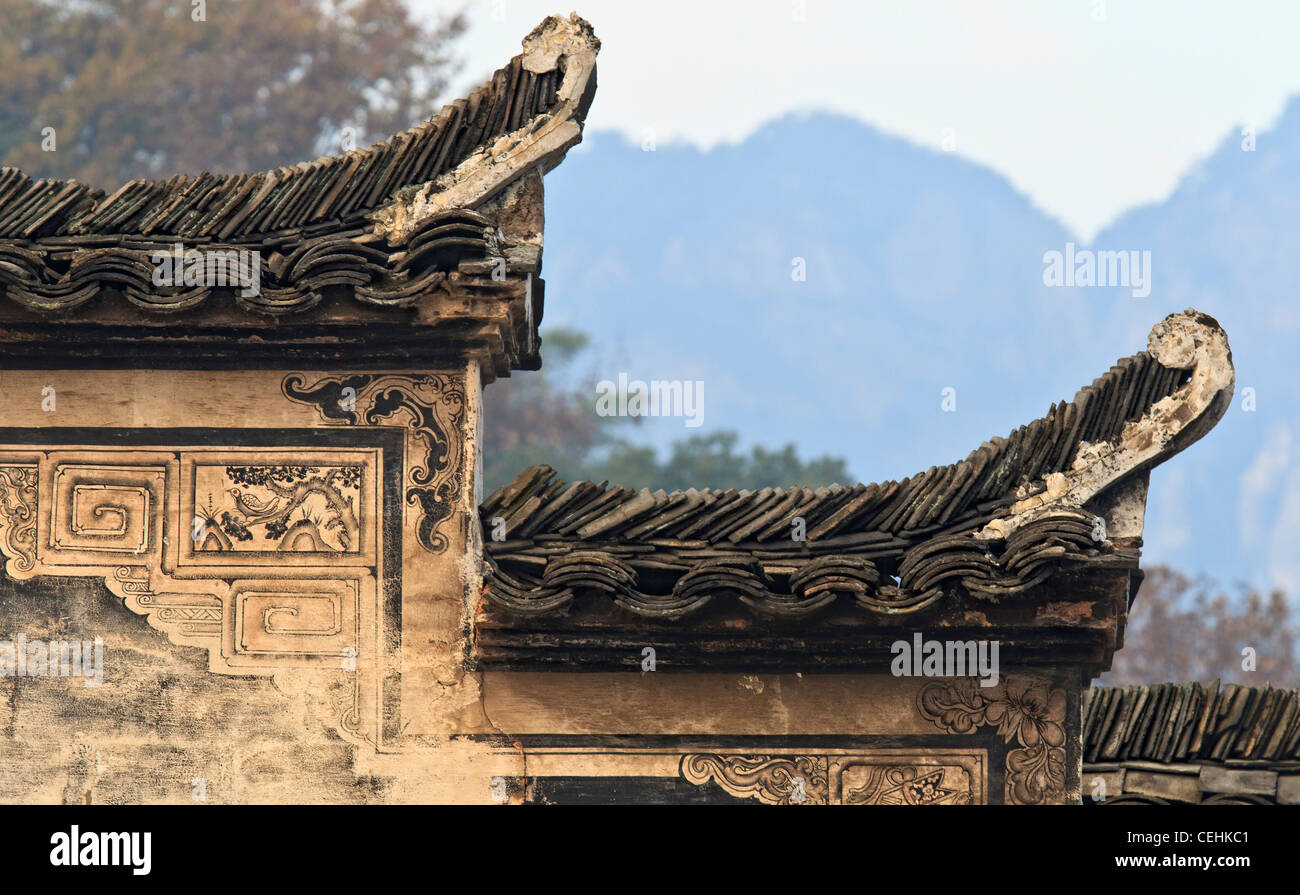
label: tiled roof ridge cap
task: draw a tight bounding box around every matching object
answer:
[0,13,600,242]
[368,12,600,245]
[982,308,1233,540]
[483,310,1234,540]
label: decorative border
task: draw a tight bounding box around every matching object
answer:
[680,754,829,805]
[0,426,407,753]
[0,466,37,574]
[678,750,985,805]
[282,373,465,554]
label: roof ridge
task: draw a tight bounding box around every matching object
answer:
[483,311,1232,544]
[0,13,599,242]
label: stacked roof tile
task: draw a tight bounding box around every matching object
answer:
[0,15,598,320]
[0,208,502,315]
[480,343,1190,619]
[1084,682,1300,765]
[0,56,568,241]
[1083,684,1300,805]
[485,351,1188,546]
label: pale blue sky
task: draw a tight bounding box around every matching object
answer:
[412,0,1300,239]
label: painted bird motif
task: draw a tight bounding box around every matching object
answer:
[226,488,283,523]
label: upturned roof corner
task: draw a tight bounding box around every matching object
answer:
[0,14,601,378]
[476,309,1235,675]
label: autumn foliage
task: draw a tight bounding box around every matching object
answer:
[0,0,465,185]
[1101,565,1299,687]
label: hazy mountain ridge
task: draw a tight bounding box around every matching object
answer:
[536,107,1300,591]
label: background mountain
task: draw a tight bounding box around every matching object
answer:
[529,105,1300,594]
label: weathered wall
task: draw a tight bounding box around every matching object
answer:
[0,365,1086,804]
[0,574,380,804]
[0,365,477,803]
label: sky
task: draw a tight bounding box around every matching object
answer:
[401,1,1300,594]
[411,0,1300,240]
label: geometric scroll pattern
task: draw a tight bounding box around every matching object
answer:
[0,450,382,748]
[49,464,164,556]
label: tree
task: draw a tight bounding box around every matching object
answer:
[1099,565,1299,687]
[482,327,854,492]
[585,432,854,492]
[481,328,609,490]
[1,0,466,185]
